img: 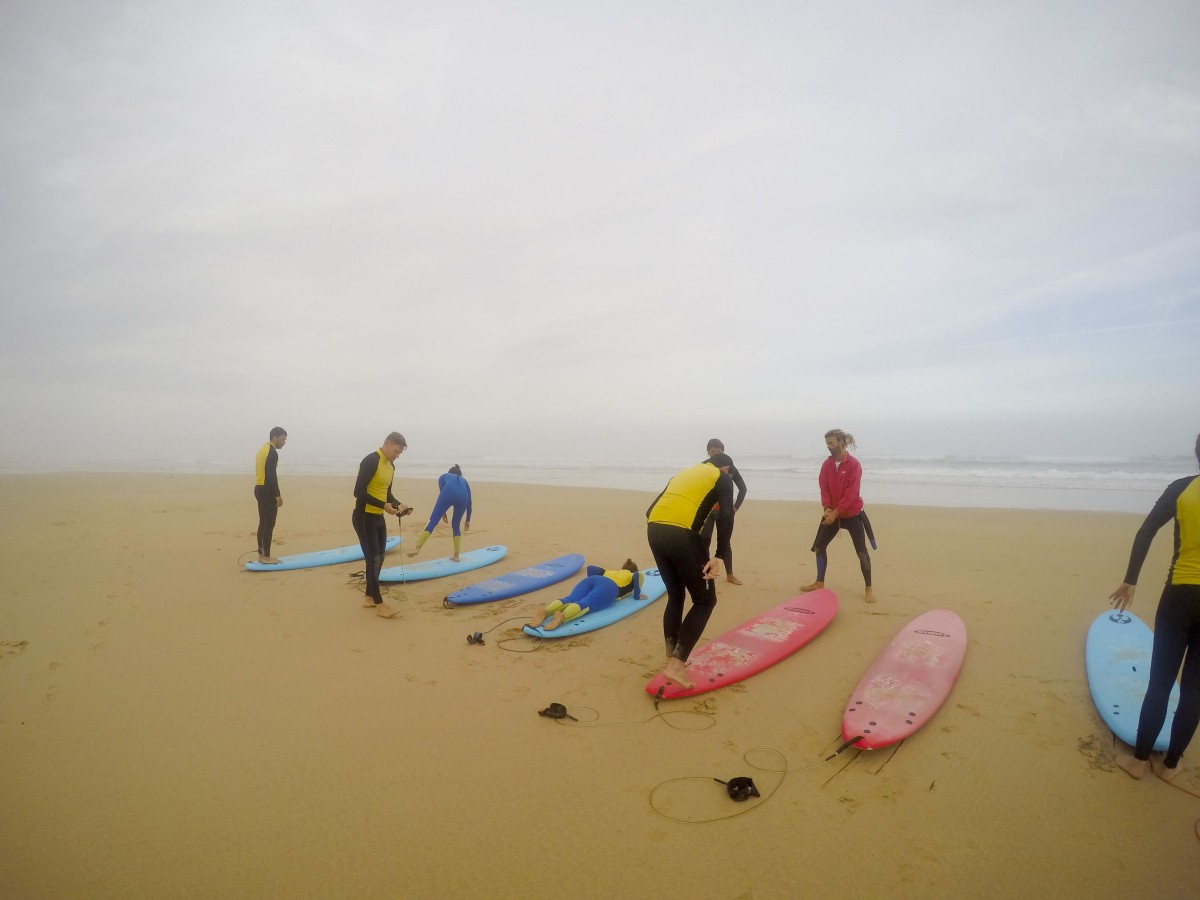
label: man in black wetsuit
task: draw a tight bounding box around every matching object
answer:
[254,427,287,564]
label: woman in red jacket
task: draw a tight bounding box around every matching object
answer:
[800,429,875,603]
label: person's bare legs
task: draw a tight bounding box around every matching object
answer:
[799,580,823,592]
[1116,754,1149,779]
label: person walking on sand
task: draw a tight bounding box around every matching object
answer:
[1110,432,1200,784]
[408,465,472,562]
[646,454,735,689]
[527,560,644,631]
[254,427,287,564]
[353,432,413,618]
[699,438,747,585]
[800,429,876,603]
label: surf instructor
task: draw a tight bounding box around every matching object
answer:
[646,453,735,689]
[353,432,412,618]
[254,427,287,564]
[1109,431,1200,783]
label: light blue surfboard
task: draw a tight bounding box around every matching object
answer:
[1085,610,1180,752]
[245,536,401,571]
[523,568,666,639]
[445,554,585,605]
[379,545,508,583]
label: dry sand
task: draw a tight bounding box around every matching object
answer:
[1,472,1197,898]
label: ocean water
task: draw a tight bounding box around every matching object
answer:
[16,452,1191,515]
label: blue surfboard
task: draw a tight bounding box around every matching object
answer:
[379,545,508,583]
[1085,610,1180,751]
[523,568,666,639]
[245,536,401,571]
[445,554,585,605]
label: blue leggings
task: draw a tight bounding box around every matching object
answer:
[559,575,620,616]
[424,485,469,536]
[1135,583,1200,765]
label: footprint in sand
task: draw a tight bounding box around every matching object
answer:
[1,640,29,661]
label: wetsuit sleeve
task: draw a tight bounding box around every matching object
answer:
[586,565,604,577]
[1123,479,1187,584]
[466,479,472,521]
[633,571,642,600]
[264,447,281,499]
[713,472,735,559]
[730,465,747,511]
[353,454,376,505]
[834,458,863,518]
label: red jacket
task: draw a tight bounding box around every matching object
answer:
[819,453,864,519]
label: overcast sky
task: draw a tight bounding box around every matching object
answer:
[1,0,1197,468]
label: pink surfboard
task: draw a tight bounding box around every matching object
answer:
[842,609,967,750]
[645,589,839,700]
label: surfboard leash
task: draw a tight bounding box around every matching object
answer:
[649,748,786,825]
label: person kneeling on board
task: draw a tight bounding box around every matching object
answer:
[528,560,644,631]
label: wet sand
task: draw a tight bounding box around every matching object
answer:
[1,473,1196,898]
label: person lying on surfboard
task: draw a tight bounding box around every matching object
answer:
[527,560,644,631]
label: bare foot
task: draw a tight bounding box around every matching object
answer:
[865,587,876,604]
[362,597,377,608]
[406,550,419,558]
[375,602,401,618]
[726,574,743,585]
[1156,762,1181,783]
[1116,754,1149,779]
[662,660,694,690]
[799,581,823,593]
[259,555,281,565]
[450,555,461,563]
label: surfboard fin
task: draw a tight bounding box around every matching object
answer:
[826,736,864,760]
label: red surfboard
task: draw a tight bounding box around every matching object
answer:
[645,589,839,700]
[842,609,967,750]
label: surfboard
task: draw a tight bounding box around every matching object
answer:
[841,609,967,750]
[644,589,840,700]
[444,554,585,605]
[244,536,401,571]
[1085,610,1180,752]
[523,568,667,638]
[378,545,507,583]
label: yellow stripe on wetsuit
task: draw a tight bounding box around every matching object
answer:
[364,450,394,515]
[255,443,272,487]
[647,462,722,531]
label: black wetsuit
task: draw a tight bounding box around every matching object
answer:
[254,442,280,556]
[646,461,734,661]
[699,462,746,574]
[353,450,398,605]
[1123,474,1200,766]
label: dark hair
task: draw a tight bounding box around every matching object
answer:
[269,427,287,439]
[449,464,463,476]
[707,438,725,452]
[622,558,638,573]
[1195,432,1200,467]
[384,432,407,449]
[707,452,734,470]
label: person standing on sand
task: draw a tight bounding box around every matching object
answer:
[646,454,735,689]
[254,427,287,564]
[800,429,876,603]
[699,438,747,585]
[352,432,413,618]
[408,465,472,562]
[1110,432,1200,784]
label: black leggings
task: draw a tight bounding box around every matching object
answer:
[1134,583,1200,765]
[352,509,388,603]
[811,515,872,587]
[255,486,278,556]
[648,523,717,661]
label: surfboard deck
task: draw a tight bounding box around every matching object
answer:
[244,536,401,571]
[523,569,666,638]
[445,554,585,605]
[1085,610,1180,752]
[842,608,967,750]
[644,589,840,700]
[378,545,507,583]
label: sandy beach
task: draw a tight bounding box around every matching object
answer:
[1,472,1197,898]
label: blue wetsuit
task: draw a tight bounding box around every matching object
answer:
[423,472,472,536]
